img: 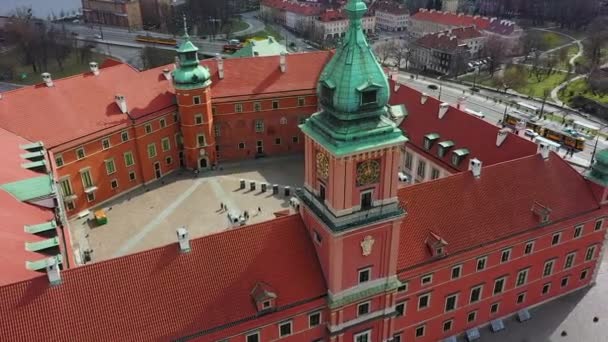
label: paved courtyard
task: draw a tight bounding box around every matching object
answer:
[69,155,304,262]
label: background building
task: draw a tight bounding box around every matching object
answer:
[373,0,409,31]
[317,8,375,40]
[81,0,143,29]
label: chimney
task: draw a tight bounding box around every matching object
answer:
[162,68,172,81]
[496,128,510,147]
[279,51,287,73]
[177,226,191,253]
[89,62,100,76]
[174,56,180,68]
[46,257,61,285]
[41,72,53,87]
[469,158,482,178]
[457,96,466,110]
[438,102,449,119]
[538,142,550,160]
[216,53,224,79]
[115,94,128,114]
[421,92,429,104]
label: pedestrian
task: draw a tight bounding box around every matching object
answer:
[258,206,261,214]
[220,202,224,211]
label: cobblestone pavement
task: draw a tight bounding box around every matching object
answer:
[69,155,304,263]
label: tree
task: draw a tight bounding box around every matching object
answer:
[501,65,527,91]
[140,46,173,70]
[584,17,608,68]
[374,41,395,66]
[389,40,410,70]
[482,36,505,77]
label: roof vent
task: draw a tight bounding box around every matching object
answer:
[496,128,510,147]
[89,62,99,76]
[41,72,53,87]
[438,102,449,119]
[114,94,128,114]
[46,257,61,285]
[216,53,224,79]
[468,158,482,178]
[176,226,190,253]
[421,92,429,104]
[280,51,287,73]
[162,68,171,81]
[538,142,550,160]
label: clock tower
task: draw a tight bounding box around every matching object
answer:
[297,1,408,341]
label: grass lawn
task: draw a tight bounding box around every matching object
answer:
[461,66,567,98]
[558,78,608,105]
[0,48,110,85]
[229,19,250,33]
[540,31,570,50]
[237,24,284,41]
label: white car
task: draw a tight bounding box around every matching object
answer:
[94,34,102,39]
[524,129,538,138]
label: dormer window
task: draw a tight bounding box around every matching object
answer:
[423,133,440,151]
[320,81,335,106]
[451,148,469,166]
[438,140,454,158]
[251,282,277,314]
[426,231,448,258]
[361,90,377,105]
[531,201,552,224]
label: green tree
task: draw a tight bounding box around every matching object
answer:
[140,46,174,70]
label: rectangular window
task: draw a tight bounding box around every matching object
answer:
[162,137,171,152]
[235,103,243,113]
[238,142,245,149]
[580,268,589,280]
[101,138,110,150]
[397,282,408,293]
[212,106,217,115]
[451,265,462,279]
[195,114,203,124]
[147,143,157,158]
[254,102,262,111]
[552,232,562,246]
[431,168,440,180]
[197,135,206,147]
[501,248,512,263]
[490,302,500,314]
[55,154,64,167]
[415,324,425,338]
[245,332,259,342]
[105,159,116,175]
[421,274,433,285]
[516,292,526,304]
[214,124,221,137]
[595,219,604,231]
[493,277,506,295]
[76,147,86,160]
[254,119,264,133]
[561,276,569,287]
[272,100,279,109]
[357,301,370,316]
[278,321,292,337]
[59,178,73,196]
[127,170,136,181]
[542,283,551,295]
[585,246,596,261]
[292,136,299,143]
[358,267,371,284]
[308,312,321,327]
[81,169,93,188]
[467,310,477,323]
[396,302,406,317]
[121,131,129,142]
[443,319,453,332]
[405,152,413,169]
[445,293,458,312]
[166,156,172,165]
[361,90,377,105]
[193,96,201,105]
[86,192,95,202]
[543,259,555,277]
[470,284,483,303]
[159,118,166,128]
[65,200,75,211]
[145,124,152,134]
[124,151,135,167]
[298,96,305,106]
[516,268,529,287]
[524,241,535,255]
[574,225,583,239]
[565,252,576,269]
[111,179,118,189]
[354,331,371,342]
[275,138,281,145]
[418,293,431,310]
[476,256,487,271]
[416,160,426,178]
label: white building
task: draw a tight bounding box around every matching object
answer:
[317,9,376,40]
[374,1,409,32]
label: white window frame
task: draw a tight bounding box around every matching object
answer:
[490,302,500,314]
[580,268,589,280]
[55,154,64,167]
[144,123,152,134]
[395,301,406,317]
[444,293,458,312]
[500,248,512,263]
[254,101,262,112]
[357,301,371,317]
[404,152,413,169]
[86,192,95,203]
[298,96,305,106]
[124,151,135,167]
[159,117,166,128]
[358,267,371,284]
[80,168,94,188]
[101,138,111,150]
[121,130,129,142]
[416,160,426,178]
[476,256,487,271]
[76,147,86,160]
[431,168,440,180]
[147,143,157,158]
[254,119,264,133]
[421,273,433,285]
[543,259,555,277]
[193,95,201,105]
[542,282,551,295]
[278,320,292,337]
[443,319,453,332]
[418,292,431,310]
[595,219,604,231]
[354,330,371,342]
[560,276,569,288]
[470,284,483,303]
[467,310,477,323]
[397,281,408,293]
[564,252,576,269]
[235,103,243,113]
[516,268,529,287]
[415,324,426,338]
[110,179,118,189]
[195,114,203,125]
[493,276,507,295]
[129,171,136,181]
[308,311,321,328]
[524,240,535,255]
[272,99,279,109]
[551,232,562,246]
[59,177,73,196]
[196,134,206,148]
[585,245,597,261]
[105,159,116,175]
[451,264,462,279]
[245,331,259,342]
[162,137,171,152]
[574,225,584,239]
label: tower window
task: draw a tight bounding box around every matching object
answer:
[193,96,201,105]
[361,90,377,105]
[358,267,371,284]
[321,85,334,106]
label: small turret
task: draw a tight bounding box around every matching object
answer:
[172,15,211,90]
[586,149,608,204]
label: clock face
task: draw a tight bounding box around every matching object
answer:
[316,151,329,180]
[357,159,380,186]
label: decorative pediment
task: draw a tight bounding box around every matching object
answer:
[355,80,384,92]
[531,201,552,224]
[425,231,448,257]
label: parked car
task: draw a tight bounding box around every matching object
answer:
[94,33,102,39]
[427,84,438,90]
[524,129,539,138]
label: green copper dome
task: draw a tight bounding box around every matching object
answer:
[587,149,608,186]
[299,0,406,156]
[172,17,211,90]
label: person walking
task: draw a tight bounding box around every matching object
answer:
[220,203,224,211]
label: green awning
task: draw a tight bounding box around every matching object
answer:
[26,254,63,271]
[425,133,440,141]
[1,174,54,201]
[24,220,57,234]
[20,150,45,160]
[21,160,46,170]
[25,236,59,252]
[20,141,44,151]
[439,140,454,148]
[454,148,470,156]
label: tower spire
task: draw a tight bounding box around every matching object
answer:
[182,14,189,38]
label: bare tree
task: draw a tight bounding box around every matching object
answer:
[501,64,527,91]
[584,17,608,68]
[389,41,410,70]
[374,41,395,66]
[482,36,505,77]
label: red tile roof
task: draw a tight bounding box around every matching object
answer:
[0,128,58,286]
[0,214,327,340]
[261,0,324,16]
[389,80,538,171]
[415,26,483,50]
[412,9,516,35]
[397,152,601,271]
[373,0,409,15]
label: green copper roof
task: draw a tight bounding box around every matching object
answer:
[25,236,59,252]
[587,149,608,186]
[1,174,54,202]
[25,220,57,234]
[231,36,287,58]
[26,254,62,271]
[299,0,406,156]
[172,16,211,90]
